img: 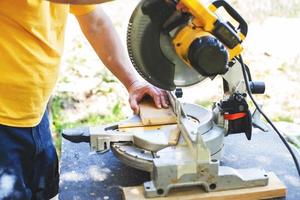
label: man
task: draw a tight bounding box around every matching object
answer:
[0,1,168,199]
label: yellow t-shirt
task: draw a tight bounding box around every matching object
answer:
[0,1,96,127]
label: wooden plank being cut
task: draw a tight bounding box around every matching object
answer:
[119,124,180,145]
[139,97,177,126]
[122,172,286,200]
[118,115,144,129]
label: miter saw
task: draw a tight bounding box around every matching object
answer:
[63,0,300,198]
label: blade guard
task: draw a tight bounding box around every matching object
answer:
[127,0,204,90]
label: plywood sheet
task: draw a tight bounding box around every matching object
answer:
[122,173,286,200]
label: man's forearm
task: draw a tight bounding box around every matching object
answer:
[76,6,138,90]
[47,0,112,4]
[74,6,168,112]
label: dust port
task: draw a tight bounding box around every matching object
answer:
[209,183,217,190]
[157,189,164,195]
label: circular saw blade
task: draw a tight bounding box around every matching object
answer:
[127,0,205,90]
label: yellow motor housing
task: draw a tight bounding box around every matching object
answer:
[172,0,247,76]
[173,24,229,76]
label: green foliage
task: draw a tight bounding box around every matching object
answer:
[272,115,294,123]
[51,31,127,156]
[50,93,125,156]
[195,100,212,109]
[293,140,300,149]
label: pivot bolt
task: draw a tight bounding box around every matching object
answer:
[175,88,183,98]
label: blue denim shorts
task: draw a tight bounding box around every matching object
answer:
[0,112,59,200]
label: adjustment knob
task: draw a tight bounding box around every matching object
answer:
[188,36,229,76]
[175,88,183,98]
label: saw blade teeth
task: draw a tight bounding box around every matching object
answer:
[127,22,135,66]
[127,21,147,80]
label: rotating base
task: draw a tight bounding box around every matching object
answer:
[111,103,224,172]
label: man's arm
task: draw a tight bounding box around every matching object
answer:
[75,6,168,113]
[47,0,112,4]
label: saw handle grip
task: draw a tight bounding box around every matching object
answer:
[212,0,248,37]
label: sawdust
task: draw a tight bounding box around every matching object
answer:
[88,165,111,182]
[284,175,300,187]
[60,171,86,182]
[255,155,272,165]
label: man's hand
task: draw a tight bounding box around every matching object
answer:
[128,81,169,114]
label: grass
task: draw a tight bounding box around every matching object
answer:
[50,27,128,156]
[272,115,294,123]
[50,93,125,157]
[195,100,213,109]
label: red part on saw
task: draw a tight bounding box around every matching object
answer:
[224,112,247,120]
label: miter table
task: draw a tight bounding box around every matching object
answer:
[59,127,300,200]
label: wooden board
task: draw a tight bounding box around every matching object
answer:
[119,124,180,146]
[139,98,177,126]
[122,173,286,200]
[118,115,145,129]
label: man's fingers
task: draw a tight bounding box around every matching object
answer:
[127,81,169,113]
[129,97,139,114]
[154,88,169,108]
[153,95,162,109]
[160,92,169,108]
[148,89,162,109]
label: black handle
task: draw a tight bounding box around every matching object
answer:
[212,0,248,37]
[62,127,90,143]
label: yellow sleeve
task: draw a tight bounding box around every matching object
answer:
[69,5,96,16]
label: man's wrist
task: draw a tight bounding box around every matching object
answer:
[126,79,139,91]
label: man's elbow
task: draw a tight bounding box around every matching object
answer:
[76,8,110,37]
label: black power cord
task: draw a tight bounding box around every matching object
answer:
[238,55,300,177]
